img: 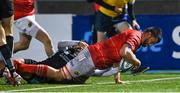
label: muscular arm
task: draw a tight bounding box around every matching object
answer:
[114,72,124,84]
[120,44,141,68]
[112,63,123,84]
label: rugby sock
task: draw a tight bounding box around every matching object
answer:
[18,63,48,77]
[0,44,15,74]
[6,36,14,56]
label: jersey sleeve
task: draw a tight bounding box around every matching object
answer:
[125,33,141,51]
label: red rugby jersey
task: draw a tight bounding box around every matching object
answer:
[88,29,142,69]
[14,0,35,20]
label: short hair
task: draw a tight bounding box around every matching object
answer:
[144,27,162,43]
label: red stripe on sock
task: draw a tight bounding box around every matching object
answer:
[62,68,67,79]
[65,66,74,79]
[36,65,48,77]
[19,63,48,77]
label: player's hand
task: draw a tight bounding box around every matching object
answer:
[75,41,89,50]
[115,79,125,84]
[79,41,89,48]
[114,72,125,84]
[132,60,141,71]
[132,20,140,30]
[114,7,123,13]
[72,41,89,53]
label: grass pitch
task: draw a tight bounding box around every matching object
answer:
[0,73,180,92]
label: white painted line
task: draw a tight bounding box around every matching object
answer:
[8,85,91,92]
[8,76,180,92]
[96,76,180,85]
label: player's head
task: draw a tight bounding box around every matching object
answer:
[142,27,162,47]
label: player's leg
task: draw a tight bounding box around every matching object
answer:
[0,59,6,71]
[6,57,89,84]
[37,51,68,69]
[0,17,15,73]
[14,62,65,81]
[0,21,7,78]
[35,28,55,57]
[92,25,97,44]
[14,15,54,57]
[47,48,94,81]
[26,15,55,57]
[114,21,132,33]
[15,47,95,82]
[97,32,105,42]
[0,23,6,47]
[12,58,66,83]
[14,33,32,53]
[2,16,14,53]
[94,11,113,42]
[0,0,21,85]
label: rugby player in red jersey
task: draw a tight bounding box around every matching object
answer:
[14,0,55,57]
[10,26,162,84]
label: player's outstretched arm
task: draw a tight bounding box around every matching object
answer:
[114,72,125,84]
[120,44,141,70]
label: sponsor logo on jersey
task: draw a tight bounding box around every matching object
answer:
[28,21,32,27]
[74,70,80,76]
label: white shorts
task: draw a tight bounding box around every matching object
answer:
[14,15,45,37]
[65,47,95,79]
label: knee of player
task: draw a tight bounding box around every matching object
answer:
[22,44,30,50]
[2,21,12,28]
[18,42,30,50]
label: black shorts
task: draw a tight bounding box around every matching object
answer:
[94,11,114,32]
[94,11,125,32]
[24,51,68,69]
[0,0,14,20]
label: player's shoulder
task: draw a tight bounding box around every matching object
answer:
[125,29,142,40]
[127,29,141,35]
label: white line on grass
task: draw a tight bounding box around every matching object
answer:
[96,76,180,85]
[8,76,180,92]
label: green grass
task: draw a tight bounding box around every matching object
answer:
[0,73,180,92]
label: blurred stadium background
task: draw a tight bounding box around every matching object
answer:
[14,0,180,71]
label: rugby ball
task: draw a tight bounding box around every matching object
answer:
[119,59,133,72]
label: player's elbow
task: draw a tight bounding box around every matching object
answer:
[120,47,130,59]
[120,47,139,65]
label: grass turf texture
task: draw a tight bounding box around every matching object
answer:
[0,73,180,92]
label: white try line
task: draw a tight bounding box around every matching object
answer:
[8,76,180,92]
